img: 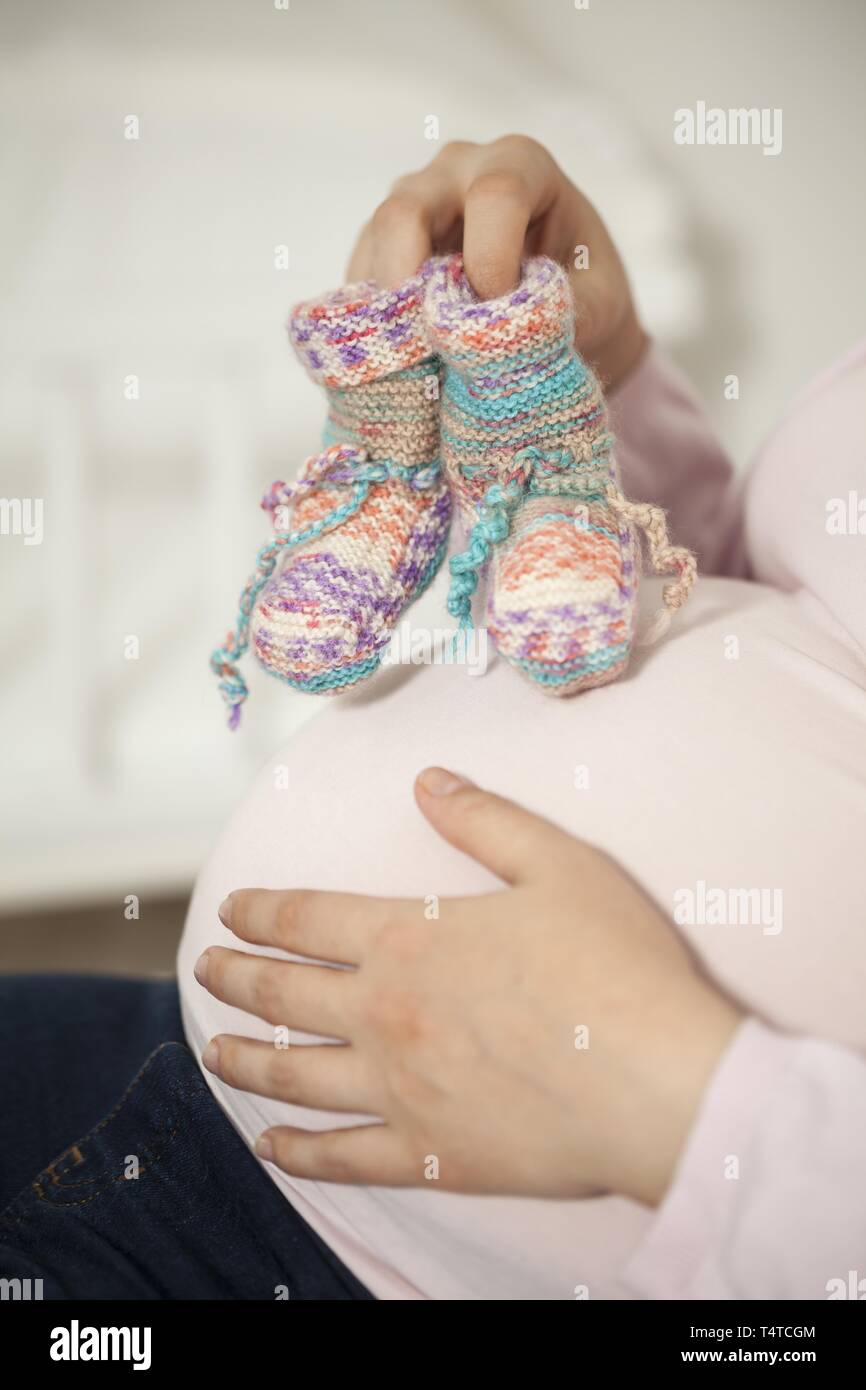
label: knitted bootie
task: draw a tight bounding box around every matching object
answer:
[424,254,695,695]
[211,268,451,724]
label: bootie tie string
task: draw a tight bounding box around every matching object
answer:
[447,445,697,641]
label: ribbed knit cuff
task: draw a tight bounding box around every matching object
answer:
[422,253,574,370]
[289,264,435,389]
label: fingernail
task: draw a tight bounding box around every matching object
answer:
[193,950,210,986]
[218,895,233,927]
[202,1039,220,1076]
[256,1134,274,1163]
[418,767,471,796]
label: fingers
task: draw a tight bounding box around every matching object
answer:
[460,172,533,299]
[369,192,435,288]
[348,136,557,297]
[220,888,394,965]
[345,221,375,282]
[414,767,579,886]
[196,947,356,1039]
[345,196,434,287]
[257,1123,418,1186]
[345,135,641,382]
[460,138,557,299]
[348,168,462,287]
[205,1036,377,1113]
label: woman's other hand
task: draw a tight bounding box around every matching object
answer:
[194,769,741,1206]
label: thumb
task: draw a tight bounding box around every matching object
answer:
[414,767,575,885]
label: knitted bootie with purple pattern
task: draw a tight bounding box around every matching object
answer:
[211,267,450,724]
[424,253,696,695]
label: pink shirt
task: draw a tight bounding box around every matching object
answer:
[179,340,866,1300]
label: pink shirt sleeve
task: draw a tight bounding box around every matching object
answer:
[622,1018,866,1300]
[610,344,748,578]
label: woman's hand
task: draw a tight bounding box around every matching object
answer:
[347,134,646,388]
[194,769,741,1206]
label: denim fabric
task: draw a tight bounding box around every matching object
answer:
[0,975,372,1300]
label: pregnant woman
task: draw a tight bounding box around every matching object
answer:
[2,137,865,1301]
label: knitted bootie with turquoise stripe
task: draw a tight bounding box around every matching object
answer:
[423,254,695,695]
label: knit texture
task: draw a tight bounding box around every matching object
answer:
[211,267,450,723]
[424,254,694,695]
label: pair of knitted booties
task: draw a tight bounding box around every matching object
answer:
[212,256,696,726]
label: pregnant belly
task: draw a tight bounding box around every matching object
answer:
[178,576,866,1299]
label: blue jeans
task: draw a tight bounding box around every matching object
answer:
[0,975,373,1300]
